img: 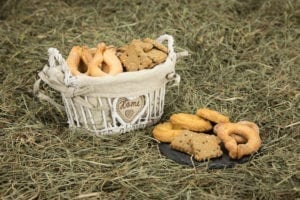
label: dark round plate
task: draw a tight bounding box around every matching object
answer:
[158,143,256,169]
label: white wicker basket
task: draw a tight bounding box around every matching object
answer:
[34,35,187,135]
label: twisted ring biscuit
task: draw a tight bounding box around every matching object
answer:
[66,46,88,76]
[232,121,260,143]
[86,43,107,77]
[67,43,123,77]
[213,123,261,159]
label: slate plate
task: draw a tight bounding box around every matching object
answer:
[158,143,256,169]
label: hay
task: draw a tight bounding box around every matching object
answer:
[0,0,299,199]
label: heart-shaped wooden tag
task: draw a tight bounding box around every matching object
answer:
[115,96,146,124]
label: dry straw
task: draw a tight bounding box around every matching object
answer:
[0,0,299,199]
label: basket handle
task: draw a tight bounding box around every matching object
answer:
[156,34,189,59]
[166,72,181,87]
[34,47,98,110]
[48,48,74,86]
[34,69,95,107]
[157,34,188,87]
[48,48,66,68]
[156,34,175,55]
[33,48,68,111]
[33,77,65,111]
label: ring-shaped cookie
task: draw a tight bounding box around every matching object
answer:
[170,113,212,132]
[66,46,89,76]
[87,43,108,77]
[102,47,123,75]
[213,123,261,159]
[67,43,124,77]
[232,121,260,144]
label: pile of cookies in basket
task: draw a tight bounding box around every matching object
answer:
[152,108,262,161]
[66,38,168,77]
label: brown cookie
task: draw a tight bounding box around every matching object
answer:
[119,42,153,71]
[170,130,194,155]
[119,38,169,71]
[191,135,223,161]
[170,131,222,161]
[143,38,168,53]
[131,39,153,52]
[146,49,168,67]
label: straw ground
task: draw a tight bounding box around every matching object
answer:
[0,0,299,199]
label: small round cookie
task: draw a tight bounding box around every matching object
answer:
[152,122,183,143]
[196,108,230,124]
[170,113,212,132]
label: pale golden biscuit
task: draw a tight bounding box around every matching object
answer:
[172,123,183,130]
[152,122,183,143]
[196,108,230,124]
[213,123,261,159]
[170,113,212,132]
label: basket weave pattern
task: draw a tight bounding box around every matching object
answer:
[62,86,166,135]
